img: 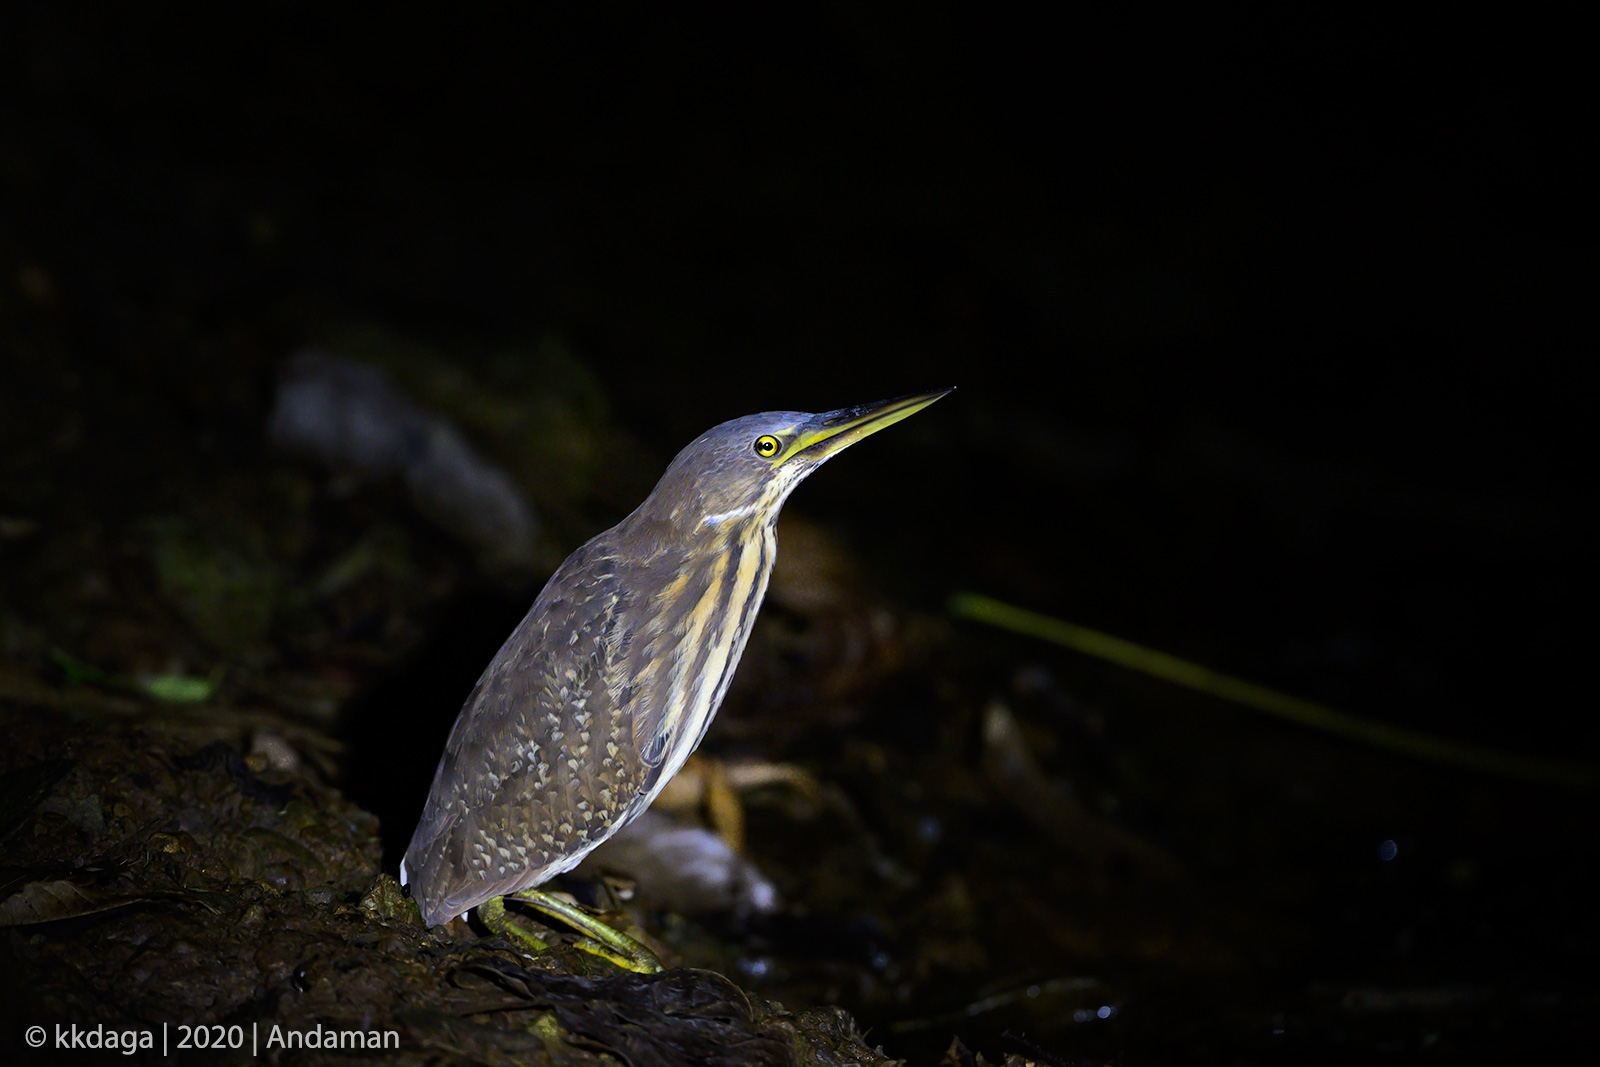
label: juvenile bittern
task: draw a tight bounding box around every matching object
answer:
[402,389,950,970]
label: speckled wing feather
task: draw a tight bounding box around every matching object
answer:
[403,533,661,926]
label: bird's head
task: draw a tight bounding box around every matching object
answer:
[632,389,952,534]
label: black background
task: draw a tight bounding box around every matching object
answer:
[5,4,1588,750]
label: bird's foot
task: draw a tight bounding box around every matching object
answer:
[511,889,665,974]
[477,895,551,954]
[481,889,664,974]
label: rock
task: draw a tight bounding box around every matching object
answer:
[269,350,538,574]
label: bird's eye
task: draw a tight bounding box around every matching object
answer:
[753,435,781,458]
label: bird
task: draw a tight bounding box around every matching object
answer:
[401,389,950,969]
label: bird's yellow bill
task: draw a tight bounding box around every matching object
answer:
[789,388,953,463]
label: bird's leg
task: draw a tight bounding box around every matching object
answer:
[476,895,552,954]
[506,888,665,974]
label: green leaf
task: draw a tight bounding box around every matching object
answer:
[136,672,216,704]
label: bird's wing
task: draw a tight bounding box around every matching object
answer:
[403,538,653,923]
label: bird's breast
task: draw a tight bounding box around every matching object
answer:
[629,518,778,805]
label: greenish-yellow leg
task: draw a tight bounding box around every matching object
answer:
[478,890,663,974]
[477,896,549,953]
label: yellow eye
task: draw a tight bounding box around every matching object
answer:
[753,435,781,458]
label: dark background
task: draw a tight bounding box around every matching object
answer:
[3,4,1592,1063]
[6,4,1588,752]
